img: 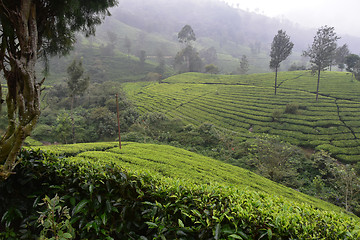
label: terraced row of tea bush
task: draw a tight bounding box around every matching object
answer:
[3,142,356,239]
[44,142,340,211]
[123,71,360,163]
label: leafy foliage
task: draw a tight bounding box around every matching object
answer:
[303,25,340,100]
[270,30,294,70]
[37,195,75,240]
[0,0,118,180]
[270,30,294,94]
[178,24,196,45]
[1,146,359,239]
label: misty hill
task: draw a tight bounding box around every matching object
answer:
[41,0,360,83]
[111,0,360,58]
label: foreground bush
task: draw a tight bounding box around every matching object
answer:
[1,149,360,239]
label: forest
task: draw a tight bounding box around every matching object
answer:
[1,0,360,239]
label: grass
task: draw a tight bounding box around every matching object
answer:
[123,71,360,163]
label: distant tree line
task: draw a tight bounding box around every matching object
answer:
[269,25,360,101]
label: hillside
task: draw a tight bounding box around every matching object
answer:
[3,142,359,238]
[123,71,360,163]
[39,141,350,214]
[40,0,317,83]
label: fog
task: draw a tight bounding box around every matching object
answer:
[225,0,360,38]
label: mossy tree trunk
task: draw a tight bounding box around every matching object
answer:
[0,1,43,180]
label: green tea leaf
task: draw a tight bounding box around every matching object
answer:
[72,199,89,215]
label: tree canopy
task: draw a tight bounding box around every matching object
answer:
[345,54,360,73]
[0,0,117,180]
[178,24,196,45]
[270,30,294,95]
[303,25,339,101]
[335,44,350,71]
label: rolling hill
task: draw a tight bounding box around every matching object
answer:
[123,71,360,163]
[34,141,359,238]
[39,141,350,214]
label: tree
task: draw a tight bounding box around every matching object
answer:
[249,135,300,186]
[124,36,132,57]
[174,45,202,73]
[239,55,249,75]
[178,24,196,46]
[155,49,165,75]
[107,31,118,46]
[0,0,117,180]
[303,26,339,101]
[176,25,201,73]
[345,54,360,80]
[138,50,146,70]
[103,31,118,56]
[332,164,360,212]
[55,112,72,144]
[335,44,350,71]
[353,61,360,81]
[205,64,219,74]
[199,47,218,65]
[270,30,294,95]
[67,59,89,143]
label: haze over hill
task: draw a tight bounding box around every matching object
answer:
[226,0,360,40]
[111,0,360,52]
[42,0,360,81]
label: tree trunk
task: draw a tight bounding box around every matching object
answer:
[0,1,42,181]
[274,66,278,95]
[316,68,321,101]
[70,95,76,144]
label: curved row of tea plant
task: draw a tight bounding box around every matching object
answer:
[1,143,359,239]
[123,71,360,163]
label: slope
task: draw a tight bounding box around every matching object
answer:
[3,142,358,238]
[39,142,350,216]
[123,71,360,163]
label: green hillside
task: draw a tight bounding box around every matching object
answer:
[39,142,350,215]
[36,142,360,237]
[123,71,360,163]
[2,142,360,238]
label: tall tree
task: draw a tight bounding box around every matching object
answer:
[174,45,202,73]
[175,25,201,73]
[138,50,146,70]
[270,30,294,95]
[124,36,132,57]
[155,49,165,75]
[353,61,360,81]
[67,59,89,144]
[199,47,218,65]
[178,24,196,46]
[0,0,117,180]
[107,31,118,46]
[345,54,360,80]
[335,44,349,71]
[303,26,339,101]
[239,55,249,75]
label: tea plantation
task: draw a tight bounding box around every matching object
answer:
[2,142,359,239]
[123,71,360,163]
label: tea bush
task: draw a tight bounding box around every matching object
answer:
[1,146,360,239]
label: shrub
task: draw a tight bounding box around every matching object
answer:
[2,148,360,239]
[284,103,299,114]
[272,110,283,122]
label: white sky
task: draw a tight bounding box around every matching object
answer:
[225,0,360,37]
